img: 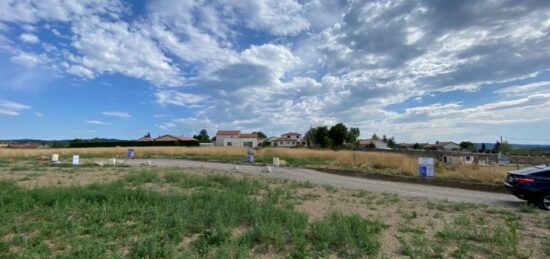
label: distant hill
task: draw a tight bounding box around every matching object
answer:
[474,143,550,151]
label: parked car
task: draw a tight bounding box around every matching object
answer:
[504,165,550,210]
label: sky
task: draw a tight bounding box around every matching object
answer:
[0,0,550,144]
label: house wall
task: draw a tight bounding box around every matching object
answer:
[239,138,258,148]
[221,137,257,147]
[442,143,461,151]
[216,135,239,146]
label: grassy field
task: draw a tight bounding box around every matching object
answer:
[0,147,517,185]
[0,161,549,258]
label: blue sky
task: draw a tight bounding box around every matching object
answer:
[1,0,550,144]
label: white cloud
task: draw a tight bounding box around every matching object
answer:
[9,51,47,67]
[155,91,208,107]
[35,112,44,117]
[19,33,39,43]
[69,16,183,87]
[0,0,124,23]
[85,120,110,125]
[102,111,131,118]
[495,81,550,96]
[66,65,94,79]
[0,99,31,116]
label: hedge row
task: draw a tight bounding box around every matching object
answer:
[69,140,199,148]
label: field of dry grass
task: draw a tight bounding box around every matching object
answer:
[0,147,515,184]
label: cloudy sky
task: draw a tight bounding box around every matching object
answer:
[0,0,549,144]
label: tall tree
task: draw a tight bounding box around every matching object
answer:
[382,134,388,143]
[252,131,267,139]
[371,134,379,140]
[305,127,317,147]
[387,137,396,148]
[328,123,348,147]
[193,129,211,143]
[480,143,487,153]
[346,127,360,144]
[314,126,329,148]
[459,141,476,152]
[493,141,501,153]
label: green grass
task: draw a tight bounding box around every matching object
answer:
[543,237,550,256]
[0,169,386,258]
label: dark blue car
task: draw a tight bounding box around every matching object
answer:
[504,165,550,210]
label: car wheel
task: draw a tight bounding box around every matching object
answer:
[538,193,550,211]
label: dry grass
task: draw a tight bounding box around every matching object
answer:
[0,147,514,184]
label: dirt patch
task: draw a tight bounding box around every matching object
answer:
[313,167,507,193]
[0,167,126,188]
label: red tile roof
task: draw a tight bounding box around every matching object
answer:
[154,135,196,141]
[281,132,301,136]
[216,130,241,135]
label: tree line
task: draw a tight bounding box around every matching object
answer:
[304,123,360,149]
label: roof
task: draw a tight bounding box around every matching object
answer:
[239,133,258,139]
[398,143,428,147]
[359,139,386,145]
[154,135,196,141]
[281,132,301,136]
[424,142,458,148]
[275,137,300,141]
[216,130,241,136]
[137,136,152,141]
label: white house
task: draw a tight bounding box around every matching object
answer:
[216,130,258,147]
[270,132,307,147]
[358,139,389,149]
[424,142,460,152]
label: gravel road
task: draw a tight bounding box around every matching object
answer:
[126,159,521,207]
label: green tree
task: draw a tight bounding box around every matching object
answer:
[346,127,360,144]
[480,143,486,153]
[459,141,476,152]
[371,134,379,140]
[314,126,329,148]
[413,143,420,149]
[193,129,211,143]
[305,127,317,147]
[500,141,512,153]
[493,141,501,153]
[252,131,267,139]
[387,137,396,148]
[382,134,388,143]
[328,123,348,148]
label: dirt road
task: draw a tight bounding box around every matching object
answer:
[126,159,521,207]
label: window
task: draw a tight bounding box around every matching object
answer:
[466,156,471,161]
[535,170,550,177]
[243,142,253,148]
[227,142,232,146]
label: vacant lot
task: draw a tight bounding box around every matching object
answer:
[0,161,548,258]
[0,147,517,185]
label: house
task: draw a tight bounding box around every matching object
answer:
[397,143,429,150]
[441,152,491,166]
[270,132,307,147]
[358,139,389,149]
[215,130,258,147]
[154,135,196,141]
[424,142,460,152]
[137,136,153,141]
